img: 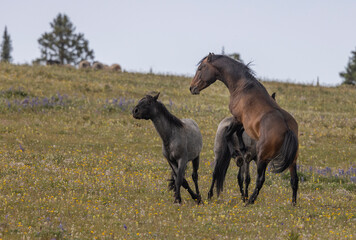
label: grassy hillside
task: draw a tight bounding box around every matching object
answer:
[0,63,355,239]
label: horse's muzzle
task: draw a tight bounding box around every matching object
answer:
[132,107,140,119]
[189,86,200,95]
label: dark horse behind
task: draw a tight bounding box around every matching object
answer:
[190,53,299,205]
[208,116,257,202]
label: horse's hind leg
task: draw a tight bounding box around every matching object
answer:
[181,179,200,204]
[289,162,299,205]
[207,176,215,200]
[192,156,202,203]
[247,159,267,205]
[175,158,199,204]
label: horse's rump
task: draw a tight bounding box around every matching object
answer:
[270,129,298,173]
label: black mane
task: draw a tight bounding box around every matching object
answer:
[200,54,267,92]
[156,101,184,128]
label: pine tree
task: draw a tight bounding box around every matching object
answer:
[228,53,242,62]
[1,26,13,63]
[36,13,94,65]
[340,48,356,85]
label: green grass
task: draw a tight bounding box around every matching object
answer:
[0,63,355,239]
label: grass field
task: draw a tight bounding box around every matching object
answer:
[0,63,355,239]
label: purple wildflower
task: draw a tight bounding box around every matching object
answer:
[19,144,25,152]
[59,223,64,231]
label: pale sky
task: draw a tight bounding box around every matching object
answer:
[1,0,356,86]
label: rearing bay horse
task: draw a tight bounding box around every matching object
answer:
[190,53,299,205]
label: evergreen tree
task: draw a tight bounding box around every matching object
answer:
[36,13,94,65]
[1,26,13,63]
[340,48,356,85]
[228,53,242,62]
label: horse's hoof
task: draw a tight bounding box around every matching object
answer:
[195,195,202,205]
[207,192,213,200]
[245,199,254,206]
[174,198,182,205]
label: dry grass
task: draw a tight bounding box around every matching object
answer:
[0,63,355,239]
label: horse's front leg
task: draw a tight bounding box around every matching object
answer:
[174,158,186,204]
[167,161,178,193]
[237,166,245,201]
[225,120,241,157]
[168,170,176,192]
[243,160,251,202]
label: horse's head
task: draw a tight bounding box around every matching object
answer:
[190,53,220,95]
[132,92,160,120]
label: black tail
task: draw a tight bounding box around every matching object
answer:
[271,129,298,173]
[214,143,233,196]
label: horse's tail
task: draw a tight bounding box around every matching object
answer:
[271,129,298,173]
[214,144,232,196]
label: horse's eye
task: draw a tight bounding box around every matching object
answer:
[198,65,202,71]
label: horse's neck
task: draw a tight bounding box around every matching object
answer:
[151,114,174,144]
[218,64,246,95]
[220,75,246,96]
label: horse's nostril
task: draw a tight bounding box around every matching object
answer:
[132,108,138,115]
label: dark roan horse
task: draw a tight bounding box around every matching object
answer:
[190,53,299,205]
[132,93,202,204]
[208,116,257,202]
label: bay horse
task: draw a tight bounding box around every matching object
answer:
[132,93,202,204]
[208,93,276,202]
[190,53,299,205]
[208,116,257,202]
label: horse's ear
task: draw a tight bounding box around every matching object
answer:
[153,92,160,101]
[207,52,214,62]
[271,92,276,100]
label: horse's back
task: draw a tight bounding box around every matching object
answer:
[214,117,235,153]
[214,117,256,158]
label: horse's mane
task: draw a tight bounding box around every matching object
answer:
[200,54,266,92]
[156,101,184,128]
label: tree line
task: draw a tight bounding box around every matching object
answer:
[1,13,94,67]
[1,13,356,85]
